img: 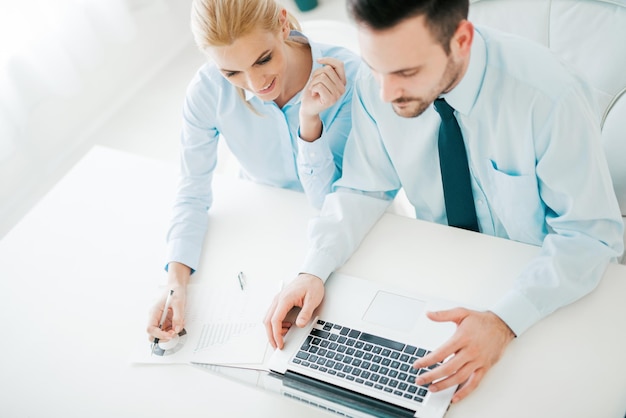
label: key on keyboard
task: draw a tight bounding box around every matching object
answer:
[290,319,438,404]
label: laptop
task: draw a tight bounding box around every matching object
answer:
[192,361,413,418]
[267,272,461,418]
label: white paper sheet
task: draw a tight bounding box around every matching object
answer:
[132,280,276,366]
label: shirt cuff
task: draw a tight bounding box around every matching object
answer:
[300,249,339,283]
[165,237,202,274]
[489,289,542,337]
[297,130,332,167]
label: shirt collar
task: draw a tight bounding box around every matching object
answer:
[244,30,317,104]
[439,27,486,116]
[244,88,255,102]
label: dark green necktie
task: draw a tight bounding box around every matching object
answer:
[433,98,479,232]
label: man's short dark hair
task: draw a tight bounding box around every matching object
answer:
[346,0,469,54]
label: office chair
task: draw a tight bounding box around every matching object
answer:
[469,0,626,262]
[300,19,360,53]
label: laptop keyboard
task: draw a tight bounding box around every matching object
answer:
[290,319,440,405]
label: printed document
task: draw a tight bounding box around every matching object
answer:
[132,280,276,367]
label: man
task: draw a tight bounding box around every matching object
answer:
[264,0,624,403]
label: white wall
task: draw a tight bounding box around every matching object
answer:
[0,0,194,238]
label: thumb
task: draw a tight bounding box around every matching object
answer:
[295,296,316,328]
[171,303,185,334]
[316,57,335,66]
[426,307,468,324]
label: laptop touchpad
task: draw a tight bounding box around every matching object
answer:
[362,291,425,332]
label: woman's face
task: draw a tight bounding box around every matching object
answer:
[206,19,291,102]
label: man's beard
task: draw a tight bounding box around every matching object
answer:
[390,56,462,118]
[391,97,433,118]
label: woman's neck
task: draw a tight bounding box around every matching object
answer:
[274,41,312,108]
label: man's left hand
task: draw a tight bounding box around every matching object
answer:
[412,308,515,403]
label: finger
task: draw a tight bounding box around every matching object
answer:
[271,296,300,349]
[413,336,461,369]
[317,57,346,84]
[426,307,469,324]
[163,316,173,332]
[311,67,345,93]
[317,65,345,89]
[280,322,292,337]
[171,300,185,334]
[295,293,317,327]
[147,306,176,337]
[415,353,464,386]
[414,311,469,369]
[146,325,176,341]
[316,56,342,68]
[309,83,340,107]
[427,360,475,393]
[148,302,164,327]
[264,296,279,349]
[147,307,168,337]
[451,368,485,403]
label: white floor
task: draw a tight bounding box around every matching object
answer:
[0,0,350,238]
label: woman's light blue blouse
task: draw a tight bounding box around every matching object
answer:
[166,34,360,271]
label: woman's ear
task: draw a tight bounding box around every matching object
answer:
[279,8,290,39]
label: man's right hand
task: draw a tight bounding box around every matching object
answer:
[264,273,325,349]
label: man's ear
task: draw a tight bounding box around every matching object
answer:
[451,20,474,58]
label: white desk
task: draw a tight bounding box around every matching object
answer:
[1,146,625,418]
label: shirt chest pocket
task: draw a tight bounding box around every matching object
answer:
[484,160,547,245]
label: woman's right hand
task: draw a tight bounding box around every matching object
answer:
[146,262,190,342]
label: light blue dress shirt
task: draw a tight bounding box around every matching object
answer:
[301,26,624,336]
[166,33,361,272]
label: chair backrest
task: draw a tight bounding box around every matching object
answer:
[300,19,360,54]
[469,0,626,215]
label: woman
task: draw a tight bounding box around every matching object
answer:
[146,0,360,345]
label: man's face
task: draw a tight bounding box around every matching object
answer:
[358,14,465,118]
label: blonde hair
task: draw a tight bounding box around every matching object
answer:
[191,0,301,50]
[190,0,302,111]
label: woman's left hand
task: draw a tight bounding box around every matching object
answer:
[299,57,346,141]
